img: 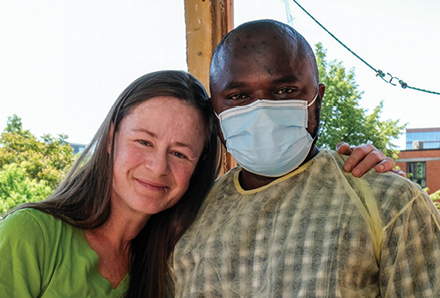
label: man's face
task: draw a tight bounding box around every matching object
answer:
[210,31,325,139]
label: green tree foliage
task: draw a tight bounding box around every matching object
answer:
[0,115,75,215]
[315,43,406,157]
[0,162,52,215]
[429,190,440,212]
[0,115,75,188]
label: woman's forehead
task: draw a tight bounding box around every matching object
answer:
[121,97,206,146]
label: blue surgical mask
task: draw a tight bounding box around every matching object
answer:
[218,93,318,177]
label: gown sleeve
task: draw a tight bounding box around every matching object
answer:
[379,184,440,297]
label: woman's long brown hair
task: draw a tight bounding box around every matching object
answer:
[14,70,221,297]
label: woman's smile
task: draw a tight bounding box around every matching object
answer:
[134,177,168,194]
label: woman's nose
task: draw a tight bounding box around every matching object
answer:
[145,151,170,175]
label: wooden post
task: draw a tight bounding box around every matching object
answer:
[184,0,212,89]
[184,0,236,176]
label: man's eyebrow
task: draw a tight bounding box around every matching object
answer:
[221,75,300,93]
[221,81,248,93]
[272,74,300,85]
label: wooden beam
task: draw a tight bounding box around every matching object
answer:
[184,0,233,92]
[184,0,236,175]
[210,0,234,54]
[184,0,212,89]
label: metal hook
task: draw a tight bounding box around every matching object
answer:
[387,73,401,86]
[376,69,409,89]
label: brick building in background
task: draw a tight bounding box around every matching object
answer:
[396,127,440,195]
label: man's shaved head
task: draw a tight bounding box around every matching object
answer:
[208,19,326,186]
[210,19,319,88]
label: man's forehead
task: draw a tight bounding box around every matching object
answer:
[214,39,301,77]
[216,38,299,74]
[226,27,297,51]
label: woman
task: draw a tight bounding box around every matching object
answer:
[0,70,220,298]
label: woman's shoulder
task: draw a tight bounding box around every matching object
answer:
[0,208,65,239]
[2,207,56,224]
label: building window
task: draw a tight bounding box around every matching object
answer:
[407,162,426,188]
[406,130,440,149]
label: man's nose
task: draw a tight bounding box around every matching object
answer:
[254,90,276,101]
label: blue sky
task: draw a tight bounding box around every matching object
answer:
[1,0,439,149]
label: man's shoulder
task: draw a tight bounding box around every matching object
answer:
[211,166,240,192]
[316,149,427,210]
[318,149,411,190]
[196,167,240,210]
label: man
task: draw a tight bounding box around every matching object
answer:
[173,20,440,297]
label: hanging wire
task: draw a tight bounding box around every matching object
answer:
[287,0,440,96]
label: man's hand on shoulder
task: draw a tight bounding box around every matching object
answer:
[336,142,406,178]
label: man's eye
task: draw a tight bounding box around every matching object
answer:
[229,94,248,100]
[276,88,294,94]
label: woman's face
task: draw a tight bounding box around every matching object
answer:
[111,96,206,221]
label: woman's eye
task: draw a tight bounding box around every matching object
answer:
[172,152,188,159]
[137,140,152,146]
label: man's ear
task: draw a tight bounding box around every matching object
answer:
[318,83,326,99]
[107,123,115,154]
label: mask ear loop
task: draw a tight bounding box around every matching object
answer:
[307,91,319,107]
[214,111,220,119]
[213,109,228,174]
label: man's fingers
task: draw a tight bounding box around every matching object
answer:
[336,142,352,155]
[338,143,397,178]
[374,157,395,173]
[391,168,406,178]
[342,144,377,173]
[347,145,390,177]
[351,151,386,177]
